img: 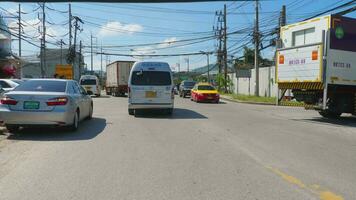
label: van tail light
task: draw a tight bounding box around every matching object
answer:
[46,97,68,106]
[0,96,18,105]
[128,87,131,98]
[279,55,285,64]
[312,50,318,60]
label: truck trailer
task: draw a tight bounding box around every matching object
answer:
[106,61,135,96]
[276,15,356,118]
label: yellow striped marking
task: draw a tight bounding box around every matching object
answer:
[278,82,324,90]
[266,166,344,200]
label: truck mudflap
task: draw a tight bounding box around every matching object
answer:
[278,82,324,90]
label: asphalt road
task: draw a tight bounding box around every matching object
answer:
[0,95,355,200]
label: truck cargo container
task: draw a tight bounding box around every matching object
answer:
[106,61,135,96]
[276,15,356,118]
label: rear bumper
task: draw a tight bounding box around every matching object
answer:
[0,106,74,126]
[129,103,173,109]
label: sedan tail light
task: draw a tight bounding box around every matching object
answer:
[0,96,18,105]
[46,97,68,106]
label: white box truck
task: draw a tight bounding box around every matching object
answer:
[106,61,135,96]
[276,15,356,118]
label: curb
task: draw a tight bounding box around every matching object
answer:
[220,95,305,107]
[220,95,275,106]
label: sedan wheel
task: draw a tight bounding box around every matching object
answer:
[87,105,93,120]
[69,111,79,131]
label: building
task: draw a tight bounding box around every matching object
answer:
[22,48,84,80]
[0,14,19,78]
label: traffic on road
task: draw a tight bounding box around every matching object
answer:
[1,1,356,200]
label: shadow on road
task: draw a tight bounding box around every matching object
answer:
[294,116,356,128]
[134,108,207,119]
[7,117,107,141]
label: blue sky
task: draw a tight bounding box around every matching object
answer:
[1,0,355,71]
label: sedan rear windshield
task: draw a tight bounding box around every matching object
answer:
[183,81,196,86]
[131,71,171,86]
[198,85,215,90]
[80,79,97,85]
[14,80,67,92]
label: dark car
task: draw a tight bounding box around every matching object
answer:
[179,81,196,98]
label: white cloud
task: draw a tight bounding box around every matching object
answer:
[98,21,143,37]
[8,18,61,39]
[157,37,177,48]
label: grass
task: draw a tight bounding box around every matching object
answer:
[223,93,276,104]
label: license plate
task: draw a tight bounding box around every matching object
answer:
[24,101,40,110]
[145,91,157,98]
[85,87,91,90]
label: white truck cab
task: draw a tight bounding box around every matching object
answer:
[128,61,174,115]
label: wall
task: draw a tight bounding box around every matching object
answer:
[229,66,278,97]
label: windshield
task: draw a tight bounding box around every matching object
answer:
[198,85,215,90]
[131,71,171,86]
[183,81,196,87]
[80,79,97,85]
[14,80,67,92]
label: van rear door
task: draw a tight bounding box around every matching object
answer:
[130,71,172,104]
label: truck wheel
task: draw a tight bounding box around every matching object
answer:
[166,108,173,115]
[6,125,20,134]
[319,110,341,119]
[183,93,186,98]
[128,109,134,115]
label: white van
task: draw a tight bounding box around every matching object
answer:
[79,75,101,96]
[128,61,174,115]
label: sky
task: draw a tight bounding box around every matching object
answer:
[1,0,355,72]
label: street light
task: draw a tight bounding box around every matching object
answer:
[200,51,211,83]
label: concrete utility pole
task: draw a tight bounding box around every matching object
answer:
[185,57,189,72]
[100,44,103,84]
[91,33,93,74]
[223,4,228,92]
[72,16,83,79]
[18,4,21,58]
[254,0,260,97]
[79,40,82,77]
[39,2,46,78]
[69,3,72,48]
[200,51,211,83]
[176,63,180,72]
[59,39,65,64]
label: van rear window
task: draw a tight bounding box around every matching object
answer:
[80,79,97,85]
[131,71,171,86]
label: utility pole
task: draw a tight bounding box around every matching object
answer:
[185,57,189,72]
[18,4,21,58]
[69,3,72,48]
[91,33,93,74]
[177,63,180,72]
[79,40,82,77]
[223,4,228,92]
[100,44,103,85]
[254,0,260,97]
[39,2,46,78]
[71,16,83,79]
[59,39,65,64]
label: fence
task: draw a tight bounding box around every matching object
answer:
[229,66,278,97]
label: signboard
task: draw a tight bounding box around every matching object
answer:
[55,64,73,79]
[235,69,251,78]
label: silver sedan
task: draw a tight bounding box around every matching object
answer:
[0,79,93,133]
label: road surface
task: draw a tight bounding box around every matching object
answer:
[0,95,355,200]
